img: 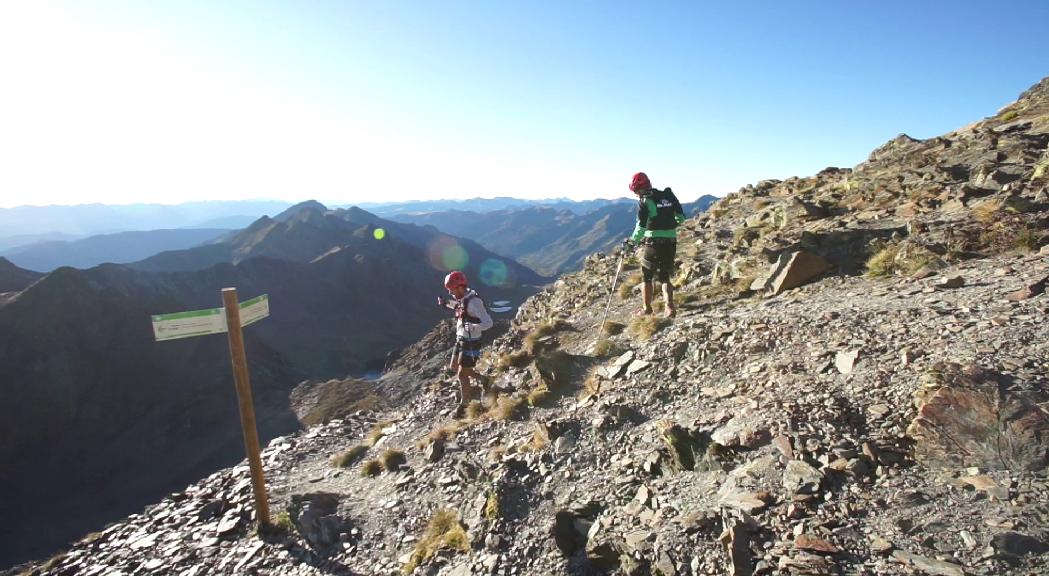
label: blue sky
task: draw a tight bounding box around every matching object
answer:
[0,1,1046,207]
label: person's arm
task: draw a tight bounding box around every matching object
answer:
[467,297,494,332]
[630,201,648,243]
[670,192,686,225]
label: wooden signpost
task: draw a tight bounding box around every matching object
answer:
[151,289,271,526]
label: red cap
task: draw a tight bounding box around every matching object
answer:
[444,270,468,289]
[629,172,651,192]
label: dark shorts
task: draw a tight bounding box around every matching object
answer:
[640,240,677,284]
[453,339,483,368]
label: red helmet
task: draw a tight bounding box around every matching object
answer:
[629,172,651,192]
[444,270,468,290]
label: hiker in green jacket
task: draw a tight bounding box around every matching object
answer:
[626,172,685,318]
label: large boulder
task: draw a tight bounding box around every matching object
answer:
[907,363,1049,472]
[758,251,831,295]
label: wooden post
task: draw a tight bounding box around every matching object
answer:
[221,287,270,526]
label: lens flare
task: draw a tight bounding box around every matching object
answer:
[373,228,386,240]
[442,245,469,270]
[479,258,509,287]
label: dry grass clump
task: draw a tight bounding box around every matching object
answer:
[618,272,642,299]
[678,290,701,305]
[484,491,502,520]
[403,509,470,573]
[978,210,1044,254]
[491,394,528,421]
[367,419,395,446]
[360,459,382,477]
[972,199,1003,224]
[628,315,668,339]
[865,243,938,278]
[600,320,625,336]
[592,338,618,358]
[272,510,294,532]
[488,443,507,462]
[464,400,486,420]
[380,448,406,472]
[417,423,460,449]
[529,424,550,452]
[582,373,602,397]
[1033,156,1049,180]
[1013,226,1041,253]
[332,444,368,468]
[527,386,552,407]
[495,350,532,371]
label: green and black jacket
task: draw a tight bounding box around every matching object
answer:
[630,187,686,243]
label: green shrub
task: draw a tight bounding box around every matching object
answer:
[273,511,294,532]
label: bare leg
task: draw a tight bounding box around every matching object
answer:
[663,282,675,317]
[641,280,654,314]
[457,366,478,414]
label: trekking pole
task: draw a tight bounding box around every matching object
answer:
[597,245,629,332]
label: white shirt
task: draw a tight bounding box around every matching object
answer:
[455,289,493,341]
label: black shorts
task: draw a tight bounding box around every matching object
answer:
[640,240,676,284]
[453,339,483,368]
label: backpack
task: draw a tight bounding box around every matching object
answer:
[457,291,488,325]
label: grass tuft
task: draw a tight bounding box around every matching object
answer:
[628,315,668,339]
[360,459,382,477]
[380,448,406,472]
[600,320,625,336]
[484,491,502,520]
[465,400,486,421]
[527,386,552,407]
[592,338,618,358]
[403,509,471,573]
[491,394,528,421]
[618,272,642,300]
[866,243,937,278]
[582,373,602,397]
[865,244,899,278]
[273,511,294,533]
[522,319,571,354]
[333,444,368,468]
[367,419,395,446]
[496,350,532,371]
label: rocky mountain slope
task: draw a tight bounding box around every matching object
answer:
[0,257,42,292]
[11,78,1049,576]
[0,206,542,568]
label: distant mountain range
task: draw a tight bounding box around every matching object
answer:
[0,200,293,240]
[359,196,636,216]
[0,228,230,272]
[389,195,718,275]
[0,202,543,566]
